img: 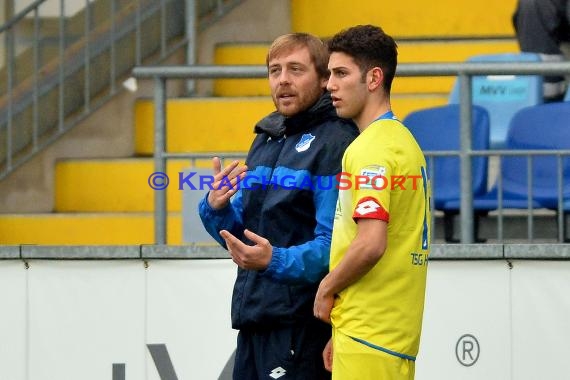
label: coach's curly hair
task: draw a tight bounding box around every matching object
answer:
[328,25,398,93]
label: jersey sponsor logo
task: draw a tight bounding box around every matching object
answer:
[359,165,387,189]
[269,366,287,379]
[353,197,389,221]
[295,133,316,152]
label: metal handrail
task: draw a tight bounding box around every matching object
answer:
[132,61,570,78]
[132,61,570,244]
[0,0,245,181]
[0,0,190,181]
[0,0,47,34]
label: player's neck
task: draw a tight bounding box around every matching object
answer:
[355,97,391,133]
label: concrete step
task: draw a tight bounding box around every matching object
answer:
[134,95,448,155]
[0,213,182,245]
[54,159,214,212]
[290,0,517,38]
[213,39,520,96]
[134,97,275,155]
[55,158,217,212]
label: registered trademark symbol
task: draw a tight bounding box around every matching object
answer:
[455,334,480,367]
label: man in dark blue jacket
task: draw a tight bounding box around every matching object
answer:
[199,33,358,379]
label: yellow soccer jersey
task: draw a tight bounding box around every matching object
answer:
[330,114,431,361]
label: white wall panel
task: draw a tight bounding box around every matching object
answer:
[27,261,145,380]
[0,261,27,380]
[417,261,511,380]
[511,261,570,380]
[0,248,568,380]
[146,260,237,380]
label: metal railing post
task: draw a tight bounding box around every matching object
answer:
[110,0,116,94]
[154,77,167,244]
[59,0,66,132]
[185,0,196,94]
[5,26,13,171]
[33,7,40,150]
[527,156,534,242]
[135,0,142,65]
[160,0,167,58]
[557,155,564,242]
[459,73,474,243]
[84,0,91,113]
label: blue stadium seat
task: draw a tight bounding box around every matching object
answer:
[449,52,543,149]
[445,102,570,240]
[403,104,490,242]
[502,102,570,208]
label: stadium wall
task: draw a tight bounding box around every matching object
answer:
[0,244,568,380]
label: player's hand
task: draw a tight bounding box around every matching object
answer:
[219,229,272,270]
[207,157,248,210]
[313,278,334,324]
[323,338,333,372]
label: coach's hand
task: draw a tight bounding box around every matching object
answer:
[219,229,272,270]
[207,157,248,210]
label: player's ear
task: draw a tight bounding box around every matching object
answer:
[368,67,383,91]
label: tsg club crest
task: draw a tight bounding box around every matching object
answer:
[295,133,316,152]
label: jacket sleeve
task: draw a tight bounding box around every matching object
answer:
[198,190,245,248]
[261,174,338,284]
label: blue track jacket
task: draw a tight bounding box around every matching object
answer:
[199,92,358,330]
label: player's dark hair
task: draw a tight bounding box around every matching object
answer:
[328,24,398,93]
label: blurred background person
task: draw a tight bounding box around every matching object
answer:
[513,0,570,101]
